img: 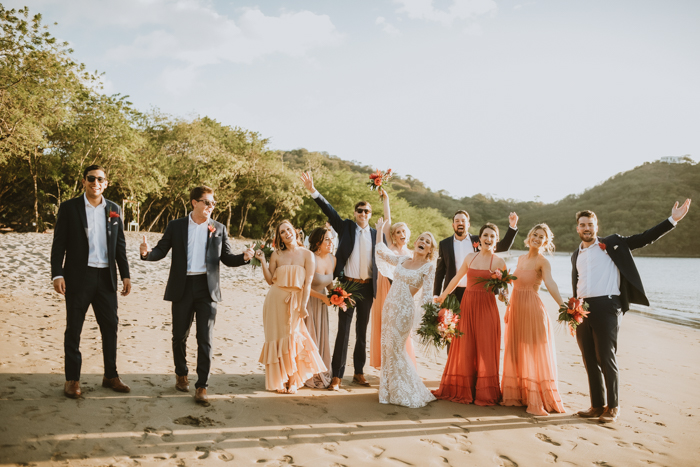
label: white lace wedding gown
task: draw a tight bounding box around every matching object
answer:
[376,243,437,408]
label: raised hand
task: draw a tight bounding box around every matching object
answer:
[254,249,266,263]
[509,212,519,229]
[375,216,385,233]
[378,187,388,199]
[243,247,255,262]
[671,199,691,222]
[299,171,315,194]
[140,235,150,257]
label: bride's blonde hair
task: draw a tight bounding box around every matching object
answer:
[415,231,438,261]
[524,223,555,255]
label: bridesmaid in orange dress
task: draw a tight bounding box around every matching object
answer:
[501,224,566,415]
[433,223,506,405]
[255,220,327,394]
[369,189,417,370]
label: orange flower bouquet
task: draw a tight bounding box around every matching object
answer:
[327,279,364,311]
[473,268,517,306]
[367,168,393,195]
[557,297,590,336]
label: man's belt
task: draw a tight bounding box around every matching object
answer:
[345,276,371,284]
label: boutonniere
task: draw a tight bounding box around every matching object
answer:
[109,210,119,219]
[598,242,607,251]
[208,224,215,237]
[472,241,479,249]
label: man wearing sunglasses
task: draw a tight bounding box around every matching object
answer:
[300,171,377,390]
[51,164,132,399]
[140,186,254,404]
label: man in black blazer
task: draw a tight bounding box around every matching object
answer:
[434,210,519,301]
[51,164,132,399]
[300,172,377,390]
[572,199,691,423]
[140,186,254,404]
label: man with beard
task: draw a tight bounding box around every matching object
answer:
[434,210,519,302]
[571,199,690,423]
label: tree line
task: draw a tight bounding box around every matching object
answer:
[2,7,697,256]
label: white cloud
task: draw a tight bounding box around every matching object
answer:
[394,0,497,25]
[376,16,401,36]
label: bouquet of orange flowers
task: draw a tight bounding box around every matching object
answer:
[417,294,463,351]
[248,240,273,270]
[327,280,364,311]
[368,168,393,194]
[557,297,590,336]
[474,268,517,306]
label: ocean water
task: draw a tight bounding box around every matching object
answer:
[504,251,700,329]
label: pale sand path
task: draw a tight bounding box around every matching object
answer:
[1,232,699,466]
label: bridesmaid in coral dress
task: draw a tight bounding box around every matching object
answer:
[433,223,506,405]
[501,224,566,415]
[255,220,327,394]
[369,189,417,370]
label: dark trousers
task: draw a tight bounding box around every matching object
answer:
[445,287,466,355]
[171,275,217,389]
[576,295,622,409]
[331,281,374,378]
[64,267,119,381]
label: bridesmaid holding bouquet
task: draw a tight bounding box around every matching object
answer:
[501,224,566,415]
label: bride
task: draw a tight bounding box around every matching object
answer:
[374,217,437,408]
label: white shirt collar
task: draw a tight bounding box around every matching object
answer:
[188,213,209,227]
[356,224,370,233]
[454,235,469,243]
[579,237,600,253]
[83,193,106,208]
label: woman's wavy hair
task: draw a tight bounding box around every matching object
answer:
[274,219,303,251]
[390,222,411,245]
[308,226,332,253]
[525,223,555,255]
[478,223,500,243]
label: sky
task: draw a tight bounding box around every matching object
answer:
[9,0,700,202]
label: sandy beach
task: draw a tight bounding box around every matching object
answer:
[1,232,699,466]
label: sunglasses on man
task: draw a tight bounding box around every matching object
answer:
[85,175,107,183]
[198,199,217,208]
[356,208,371,214]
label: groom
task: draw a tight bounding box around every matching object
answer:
[300,171,377,390]
[51,164,132,398]
[572,199,691,423]
[140,185,254,404]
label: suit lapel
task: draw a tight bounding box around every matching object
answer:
[105,200,112,240]
[78,195,88,239]
[182,216,189,257]
[205,220,212,253]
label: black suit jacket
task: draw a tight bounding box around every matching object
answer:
[142,216,247,302]
[433,227,518,295]
[314,193,378,298]
[571,218,675,313]
[51,195,130,292]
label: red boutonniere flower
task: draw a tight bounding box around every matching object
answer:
[109,211,119,218]
[208,224,215,234]
[472,241,479,249]
[599,242,606,251]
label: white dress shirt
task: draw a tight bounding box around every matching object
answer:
[576,238,620,299]
[187,214,209,275]
[85,194,109,268]
[453,235,472,288]
[345,224,373,279]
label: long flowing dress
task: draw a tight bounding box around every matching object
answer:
[375,243,436,408]
[370,251,417,370]
[433,261,501,405]
[304,272,333,388]
[501,268,565,414]
[259,265,327,391]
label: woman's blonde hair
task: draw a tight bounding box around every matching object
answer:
[415,231,438,261]
[389,222,411,245]
[525,223,555,255]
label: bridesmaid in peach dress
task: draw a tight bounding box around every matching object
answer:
[433,223,506,405]
[501,224,566,415]
[255,220,327,394]
[369,189,417,370]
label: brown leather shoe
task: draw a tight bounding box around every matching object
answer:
[64,380,81,399]
[577,406,606,418]
[102,377,131,393]
[352,374,370,387]
[175,375,189,392]
[328,377,341,391]
[599,407,620,423]
[194,388,209,404]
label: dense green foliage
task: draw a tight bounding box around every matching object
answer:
[1,7,696,256]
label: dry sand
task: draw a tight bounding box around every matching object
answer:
[1,232,699,466]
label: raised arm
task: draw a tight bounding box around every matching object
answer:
[379,188,392,244]
[540,256,565,307]
[141,220,175,261]
[495,212,519,253]
[256,249,275,285]
[300,171,345,233]
[622,199,690,251]
[221,226,254,267]
[374,217,402,266]
[437,252,472,302]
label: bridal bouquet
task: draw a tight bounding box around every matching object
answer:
[367,168,393,194]
[417,294,463,351]
[557,297,590,336]
[473,268,517,306]
[327,280,364,311]
[248,240,274,270]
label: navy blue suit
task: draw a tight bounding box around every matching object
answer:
[314,193,376,378]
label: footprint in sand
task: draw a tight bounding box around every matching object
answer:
[495,455,518,467]
[420,438,449,451]
[546,452,558,463]
[536,433,561,446]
